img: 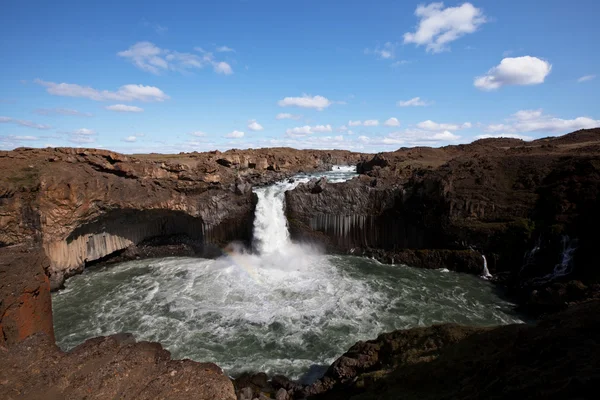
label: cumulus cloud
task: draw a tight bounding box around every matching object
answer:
[225,130,245,138]
[123,135,138,142]
[33,108,93,117]
[0,116,51,130]
[216,46,235,52]
[348,120,362,126]
[278,95,332,110]
[247,119,264,131]
[474,56,552,90]
[34,79,169,102]
[286,124,332,137]
[397,97,432,107]
[105,104,144,113]
[275,113,302,120]
[485,109,600,134]
[363,120,379,127]
[384,117,400,127]
[578,74,596,83]
[403,2,487,53]
[117,42,233,75]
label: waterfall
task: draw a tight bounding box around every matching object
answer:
[251,165,358,255]
[553,236,577,277]
[252,181,298,254]
[481,255,493,280]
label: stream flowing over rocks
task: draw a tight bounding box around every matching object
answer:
[52,167,521,382]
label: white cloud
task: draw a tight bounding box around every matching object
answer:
[275,113,301,120]
[105,104,144,113]
[33,108,93,117]
[35,79,169,102]
[286,124,332,137]
[417,120,471,131]
[0,116,51,130]
[365,42,397,59]
[189,131,206,137]
[364,119,379,127]
[474,56,552,90]
[213,61,233,75]
[432,131,460,141]
[384,117,400,127]
[68,135,95,144]
[117,42,233,75]
[216,46,235,52]
[397,97,432,107]
[11,135,39,141]
[403,2,487,53]
[225,130,245,138]
[73,128,96,135]
[578,74,596,83]
[247,119,264,131]
[278,95,332,110]
[485,109,600,134]
[391,60,409,67]
[123,135,138,142]
[348,120,362,126]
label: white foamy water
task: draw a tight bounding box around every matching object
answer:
[52,166,522,382]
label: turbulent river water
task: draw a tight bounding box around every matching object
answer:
[52,166,522,382]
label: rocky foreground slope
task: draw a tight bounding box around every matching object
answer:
[1,130,600,399]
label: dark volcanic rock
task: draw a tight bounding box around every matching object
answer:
[301,300,600,400]
[286,129,600,308]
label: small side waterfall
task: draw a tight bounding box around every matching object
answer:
[530,236,578,285]
[481,255,493,280]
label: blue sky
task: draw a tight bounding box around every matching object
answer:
[1,0,599,153]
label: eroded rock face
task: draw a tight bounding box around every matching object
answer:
[0,247,54,347]
[0,147,365,289]
[0,333,237,400]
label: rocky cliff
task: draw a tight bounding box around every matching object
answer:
[0,146,364,289]
[286,129,600,310]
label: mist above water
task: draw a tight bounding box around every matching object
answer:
[52,166,522,381]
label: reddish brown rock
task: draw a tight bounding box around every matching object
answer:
[0,333,236,400]
[0,247,54,346]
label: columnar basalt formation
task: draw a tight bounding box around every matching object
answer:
[286,129,600,309]
[0,146,364,289]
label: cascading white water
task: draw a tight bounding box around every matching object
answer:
[252,181,298,254]
[52,165,523,382]
[481,255,493,280]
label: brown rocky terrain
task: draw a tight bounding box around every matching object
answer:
[1,130,600,399]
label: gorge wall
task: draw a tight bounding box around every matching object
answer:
[286,129,600,309]
[0,146,364,289]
